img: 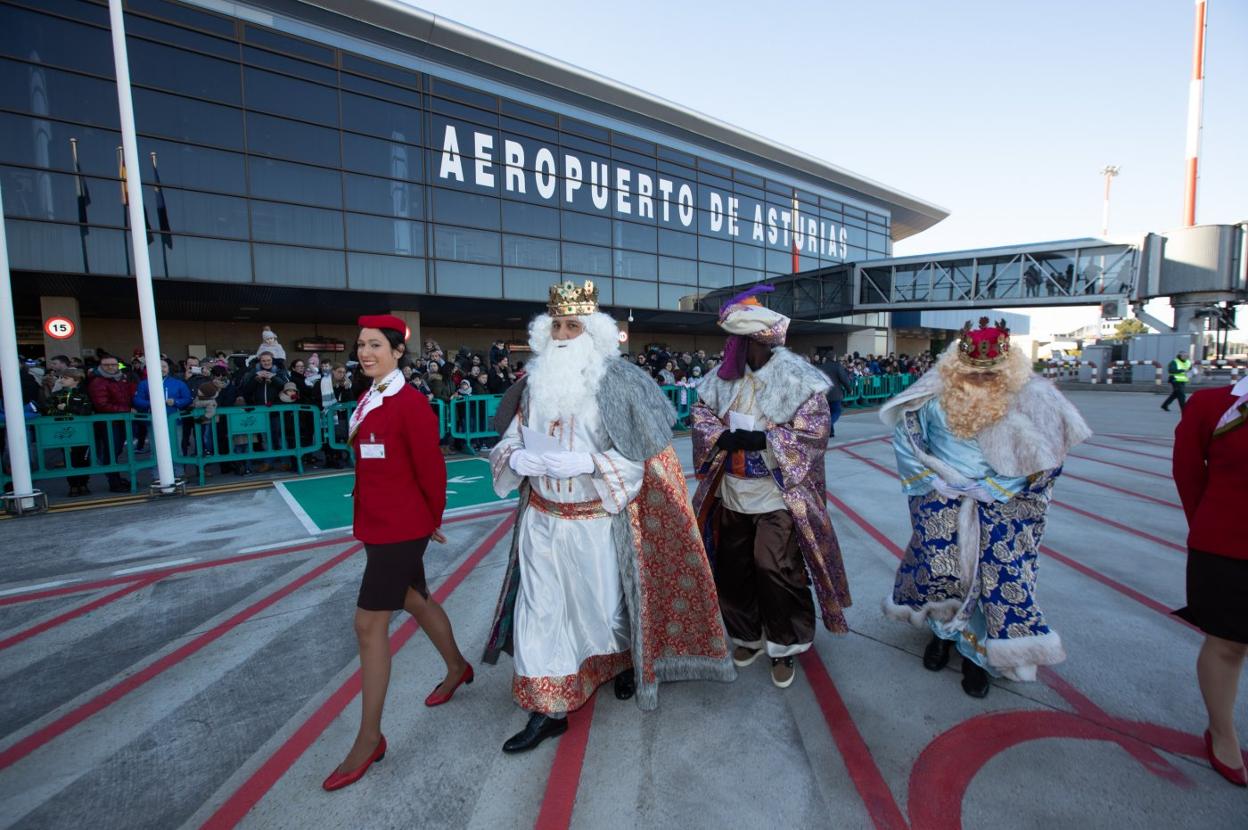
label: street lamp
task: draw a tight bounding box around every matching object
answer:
[1100,165,1120,238]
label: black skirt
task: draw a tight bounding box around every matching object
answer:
[357,537,431,611]
[1173,548,1248,644]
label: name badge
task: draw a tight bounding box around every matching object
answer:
[360,443,386,459]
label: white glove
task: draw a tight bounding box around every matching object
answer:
[541,451,595,479]
[964,483,997,504]
[508,449,547,477]
[930,477,964,500]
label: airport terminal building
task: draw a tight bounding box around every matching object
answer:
[1,0,948,359]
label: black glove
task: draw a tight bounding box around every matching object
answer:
[716,430,744,452]
[736,430,768,451]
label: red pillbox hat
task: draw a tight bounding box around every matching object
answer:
[357,314,407,336]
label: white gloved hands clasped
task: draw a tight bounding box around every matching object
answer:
[508,449,548,477]
[931,476,996,504]
[541,451,595,479]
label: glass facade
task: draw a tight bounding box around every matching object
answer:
[0,0,892,311]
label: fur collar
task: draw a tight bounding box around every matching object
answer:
[882,374,1092,477]
[697,347,830,425]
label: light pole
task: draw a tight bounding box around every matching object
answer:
[1100,165,1120,238]
[1183,0,1207,227]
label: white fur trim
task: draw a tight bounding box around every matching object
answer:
[753,348,831,424]
[765,640,812,658]
[985,631,1065,673]
[881,594,962,627]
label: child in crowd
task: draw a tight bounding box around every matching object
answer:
[254,327,286,366]
[40,368,94,496]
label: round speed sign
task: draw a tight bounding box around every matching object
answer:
[44,316,76,340]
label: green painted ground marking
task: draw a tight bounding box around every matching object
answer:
[274,457,515,535]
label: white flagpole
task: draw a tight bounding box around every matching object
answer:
[108,0,177,492]
[0,179,39,511]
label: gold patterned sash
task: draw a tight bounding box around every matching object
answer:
[528,490,610,520]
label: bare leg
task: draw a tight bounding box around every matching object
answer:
[336,608,392,772]
[1197,634,1248,770]
[404,587,468,695]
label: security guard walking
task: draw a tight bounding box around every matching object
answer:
[1162,351,1193,412]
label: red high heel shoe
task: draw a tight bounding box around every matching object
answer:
[1204,730,1247,788]
[322,735,386,792]
[425,663,474,707]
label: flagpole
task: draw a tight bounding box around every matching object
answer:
[108,0,178,494]
[71,138,91,274]
[0,178,41,512]
[151,151,169,277]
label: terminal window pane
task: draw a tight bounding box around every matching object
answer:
[347,212,424,256]
[141,187,250,238]
[733,195,764,232]
[0,166,113,225]
[348,252,426,292]
[251,200,343,247]
[504,267,558,301]
[698,236,733,266]
[340,71,422,108]
[844,225,866,248]
[244,67,338,125]
[341,53,420,90]
[765,249,790,273]
[130,39,240,104]
[246,112,340,167]
[0,6,114,77]
[502,235,558,270]
[735,169,764,188]
[343,134,422,182]
[500,98,558,128]
[5,219,128,275]
[561,211,610,246]
[561,242,611,278]
[657,146,695,166]
[430,78,498,111]
[659,283,697,310]
[0,59,119,128]
[613,249,656,280]
[253,243,345,287]
[501,201,559,238]
[613,278,656,309]
[341,93,421,143]
[657,229,697,259]
[243,25,333,65]
[613,220,656,252]
[699,262,732,288]
[733,243,765,269]
[431,187,499,230]
[735,182,764,200]
[430,96,500,129]
[697,158,732,178]
[140,138,245,194]
[867,231,888,253]
[433,225,500,264]
[127,0,236,37]
[733,268,764,285]
[150,235,253,282]
[561,117,609,142]
[434,260,501,297]
[843,205,867,220]
[0,113,118,177]
[500,117,559,145]
[242,46,336,86]
[248,158,341,208]
[657,256,697,285]
[135,88,242,149]
[344,174,423,219]
[612,132,655,156]
[560,133,610,157]
[125,16,238,60]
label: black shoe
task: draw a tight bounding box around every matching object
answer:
[1161,405,1170,412]
[108,479,130,493]
[502,712,568,754]
[960,657,990,698]
[614,669,635,701]
[922,634,954,672]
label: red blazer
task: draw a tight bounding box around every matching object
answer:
[1172,385,1248,560]
[351,385,447,544]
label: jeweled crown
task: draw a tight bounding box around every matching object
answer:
[548,280,599,317]
[957,317,1011,367]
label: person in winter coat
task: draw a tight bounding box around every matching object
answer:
[41,368,95,496]
[86,355,137,493]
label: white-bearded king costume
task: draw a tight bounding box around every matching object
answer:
[484,281,733,736]
[880,318,1091,691]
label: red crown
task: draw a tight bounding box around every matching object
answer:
[957,317,1011,367]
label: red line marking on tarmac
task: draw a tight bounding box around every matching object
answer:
[0,574,162,652]
[1061,472,1182,509]
[1039,545,1198,633]
[831,435,893,452]
[801,648,909,830]
[535,696,597,830]
[1083,440,1171,462]
[1068,451,1171,480]
[1047,499,1185,553]
[0,544,364,772]
[199,516,515,830]
[1099,432,1173,446]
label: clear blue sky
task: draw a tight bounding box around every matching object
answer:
[402,0,1246,335]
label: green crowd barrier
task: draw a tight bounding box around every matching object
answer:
[172,404,324,485]
[660,384,698,430]
[448,394,504,454]
[0,412,153,494]
[323,401,357,458]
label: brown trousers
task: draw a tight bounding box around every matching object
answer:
[715,507,815,652]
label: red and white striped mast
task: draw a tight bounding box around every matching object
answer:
[1182,0,1208,227]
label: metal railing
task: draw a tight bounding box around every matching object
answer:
[0,412,153,493]
[173,405,323,485]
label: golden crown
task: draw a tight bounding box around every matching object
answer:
[547,280,599,317]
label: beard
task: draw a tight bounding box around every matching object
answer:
[936,347,1030,438]
[527,332,608,421]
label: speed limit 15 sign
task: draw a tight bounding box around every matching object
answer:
[44,317,76,340]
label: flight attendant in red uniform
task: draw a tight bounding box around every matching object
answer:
[1173,376,1248,788]
[323,315,472,792]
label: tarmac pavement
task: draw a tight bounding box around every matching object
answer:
[0,390,1245,829]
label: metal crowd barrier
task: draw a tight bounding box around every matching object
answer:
[448,394,504,454]
[173,405,323,485]
[660,385,699,429]
[0,412,153,494]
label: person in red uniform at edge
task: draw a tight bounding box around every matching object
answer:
[1172,375,1248,788]
[322,315,472,792]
